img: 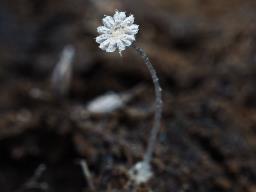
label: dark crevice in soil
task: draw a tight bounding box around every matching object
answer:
[190,133,238,183]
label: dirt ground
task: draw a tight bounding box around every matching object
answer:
[1,0,256,191]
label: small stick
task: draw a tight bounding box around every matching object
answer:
[17,164,48,192]
[79,159,95,191]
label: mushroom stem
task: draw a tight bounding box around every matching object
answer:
[132,44,163,165]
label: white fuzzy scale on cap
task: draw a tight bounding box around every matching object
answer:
[96,10,139,55]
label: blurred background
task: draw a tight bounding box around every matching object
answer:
[1,0,256,191]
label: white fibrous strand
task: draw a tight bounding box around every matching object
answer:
[96,10,139,55]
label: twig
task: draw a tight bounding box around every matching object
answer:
[79,159,95,191]
[17,164,48,192]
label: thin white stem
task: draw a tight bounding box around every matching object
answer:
[132,45,163,165]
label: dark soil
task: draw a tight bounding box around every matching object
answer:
[1,0,256,191]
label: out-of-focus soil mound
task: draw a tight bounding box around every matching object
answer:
[0,0,256,191]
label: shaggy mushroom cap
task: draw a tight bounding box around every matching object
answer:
[96,10,139,55]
